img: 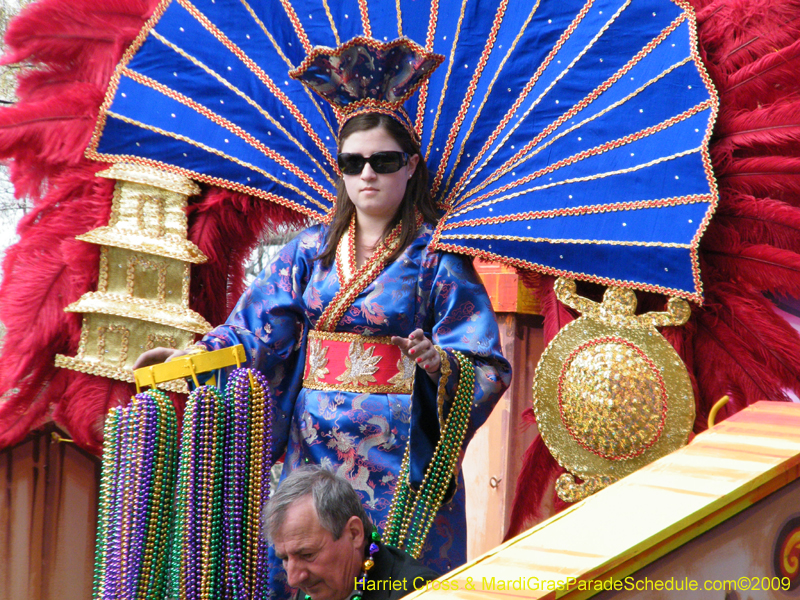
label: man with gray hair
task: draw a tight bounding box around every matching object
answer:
[264,466,439,600]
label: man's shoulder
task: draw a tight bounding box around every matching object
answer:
[365,543,439,600]
[384,542,439,578]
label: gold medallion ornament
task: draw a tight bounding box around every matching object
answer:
[533,278,695,503]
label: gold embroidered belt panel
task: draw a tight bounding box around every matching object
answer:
[303,330,415,394]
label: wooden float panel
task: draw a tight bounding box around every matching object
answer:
[407,402,800,600]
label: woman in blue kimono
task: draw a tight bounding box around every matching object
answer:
[136,112,510,577]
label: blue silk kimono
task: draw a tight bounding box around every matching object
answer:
[198,222,511,577]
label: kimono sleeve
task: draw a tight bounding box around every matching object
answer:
[408,250,512,486]
[197,226,322,460]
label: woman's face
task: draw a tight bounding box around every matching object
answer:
[339,126,419,224]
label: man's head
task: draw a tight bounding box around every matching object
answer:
[264,466,373,600]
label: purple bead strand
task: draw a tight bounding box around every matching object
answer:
[252,369,274,600]
[224,369,249,600]
[186,388,205,600]
[131,393,158,598]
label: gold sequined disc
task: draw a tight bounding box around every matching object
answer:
[534,316,694,483]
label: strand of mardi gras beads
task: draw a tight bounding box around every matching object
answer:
[133,394,157,597]
[197,384,225,600]
[196,389,211,600]
[122,395,153,598]
[210,384,226,600]
[406,353,473,557]
[94,390,178,600]
[243,372,257,598]
[223,371,249,600]
[187,389,203,600]
[384,351,474,558]
[115,404,137,596]
[104,403,129,600]
[385,350,456,549]
[117,400,141,598]
[131,391,178,600]
[170,384,227,600]
[130,394,157,597]
[93,407,120,600]
[153,391,178,598]
[256,369,273,599]
[137,390,178,599]
[177,386,204,600]
[219,368,273,600]
[244,369,272,599]
[96,369,274,600]
[169,392,196,600]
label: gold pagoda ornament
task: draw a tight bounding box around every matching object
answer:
[55,164,212,392]
[533,278,695,503]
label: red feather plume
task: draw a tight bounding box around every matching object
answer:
[713,101,800,163]
[718,156,800,202]
[533,275,578,346]
[0,0,162,451]
[721,38,800,109]
[505,433,570,539]
[0,0,305,452]
[693,0,800,71]
[703,227,800,298]
[714,192,800,252]
[188,188,308,325]
[713,287,800,395]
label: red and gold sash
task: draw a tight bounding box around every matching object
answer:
[303,330,415,394]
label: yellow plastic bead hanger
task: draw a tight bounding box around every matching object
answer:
[134,344,246,393]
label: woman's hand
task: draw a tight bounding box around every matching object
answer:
[132,347,191,370]
[391,328,441,382]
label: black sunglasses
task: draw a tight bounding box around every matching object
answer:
[337,151,410,175]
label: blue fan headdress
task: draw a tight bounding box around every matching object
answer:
[87,0,718,302]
